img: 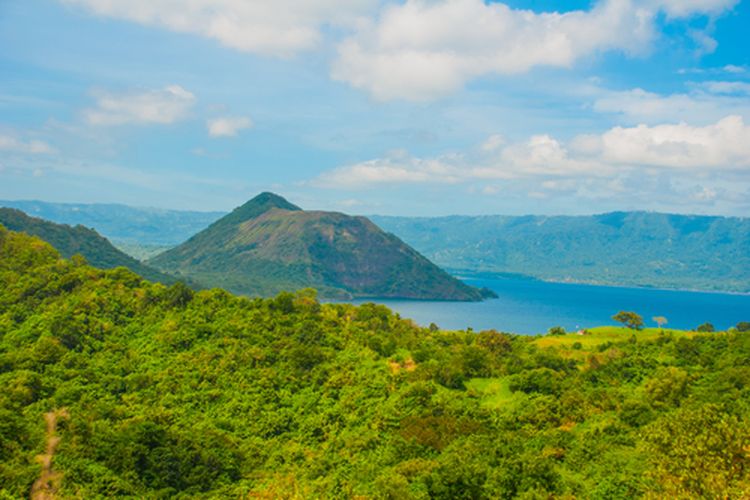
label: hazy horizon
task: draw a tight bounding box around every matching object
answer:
[2,195,750,220]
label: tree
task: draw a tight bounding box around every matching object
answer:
[548,326,566,336]
[696,322,715,333]
[653,316,668,329]
[736,321,750,332]
[612,311,644,330]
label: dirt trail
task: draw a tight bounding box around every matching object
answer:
[30,408,69,500]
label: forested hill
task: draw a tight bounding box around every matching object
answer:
[148,192,490,301]
[1,224,749,498]
[371,211,750,293]
[0,208,177,285]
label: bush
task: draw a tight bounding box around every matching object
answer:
[548,326,566,336]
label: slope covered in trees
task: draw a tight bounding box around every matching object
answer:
[372,211,750,292]
[149,192,490,300]
[1,225,749,498]
[0,208,177,285]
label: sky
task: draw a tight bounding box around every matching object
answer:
[1,0,749,216]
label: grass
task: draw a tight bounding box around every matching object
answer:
[465,377,515,409]
[534,326,695,350]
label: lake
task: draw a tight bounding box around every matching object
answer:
[354,275,750,334]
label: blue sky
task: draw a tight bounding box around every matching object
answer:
[1,0,749,216]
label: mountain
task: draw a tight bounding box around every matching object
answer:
[0,199,223,246]
[371,212,750,293]
[0,207,178,285]
[148,192,489,300]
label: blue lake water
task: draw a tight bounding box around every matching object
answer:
[354,276,750,335]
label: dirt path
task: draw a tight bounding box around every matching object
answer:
[30,408,69,500]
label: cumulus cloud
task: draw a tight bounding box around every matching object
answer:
[314,115,750,188]
[207,116,253,137]
[332,0,656,100]
[0,134,54,154]
[580,115,750,169]
[332,0,739,100]
[62,0,378,57]
[83,85,195,126]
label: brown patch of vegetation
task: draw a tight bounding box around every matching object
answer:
[30,408,69,500]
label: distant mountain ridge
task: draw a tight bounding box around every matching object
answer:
[3,198,747,293]
[0,208,178,285]
[0,199,223,246]
[148,193,489,301]
[371,212,750,293]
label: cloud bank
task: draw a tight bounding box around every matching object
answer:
[316,115,750,188]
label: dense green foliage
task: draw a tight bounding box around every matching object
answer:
[1,225,749,498]
[149,193,489,301]
[0,208,177,285]
[371,212,750,293]
[0,199,222,246]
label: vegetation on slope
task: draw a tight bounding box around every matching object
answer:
[1,225,749,498]
[372,211,750,292]
[149,192,490,301]
[0,208,177,285]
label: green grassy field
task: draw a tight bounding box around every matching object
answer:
[534,326,696,350]
[465,377,515,409]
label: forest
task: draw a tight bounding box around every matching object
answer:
[1,224,749,498]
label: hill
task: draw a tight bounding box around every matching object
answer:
[148,192,489,300]
[1,225,749,498]
[0,208,177,285]
[371,211,750,293]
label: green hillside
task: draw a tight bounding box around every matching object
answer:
[0,208,177,285]
[1,225,749,498]
[371,212,750,292]
[149,192,490,301]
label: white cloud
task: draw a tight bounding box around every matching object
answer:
[0,134,54,154]
[700,80,750,95]
[593,84,750,124]
[83,85,195,125]
[333,0,659,101]
[332,0,738,101]
[723,64,746,74]
[83,85,195,126]
[481,134,506,152]
[314,115,750,188]
[62,0,379,57]
[688,29,718,56]
[207,116,253,137]
[315,154,463,188]
[650,0,739,18]
[581,115,750,169]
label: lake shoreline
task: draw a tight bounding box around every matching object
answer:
[449,269,750,297]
